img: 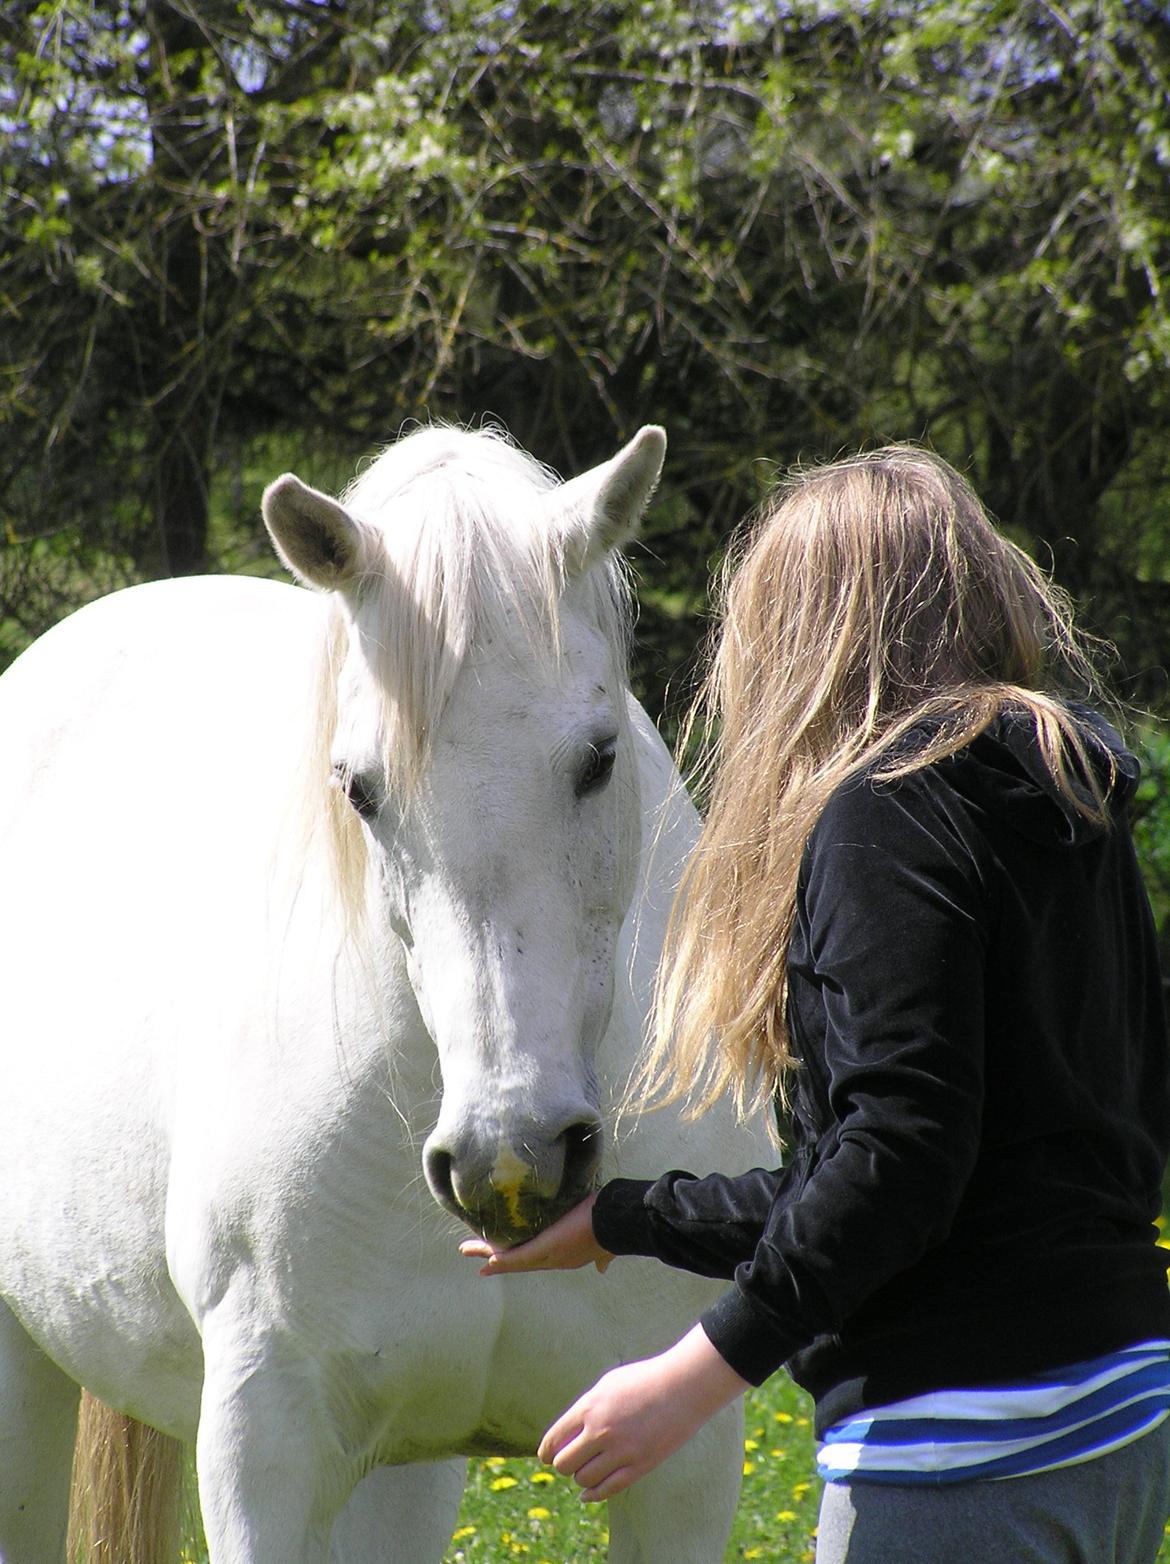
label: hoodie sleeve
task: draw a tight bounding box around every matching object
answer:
[592,769,991,1385]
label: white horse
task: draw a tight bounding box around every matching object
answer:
[0,425,767,1564]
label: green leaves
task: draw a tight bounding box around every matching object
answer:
[2,0,1169,740]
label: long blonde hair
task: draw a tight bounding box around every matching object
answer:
[644,445,1113,1121]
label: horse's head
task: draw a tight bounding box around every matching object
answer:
[262,426,664,1245]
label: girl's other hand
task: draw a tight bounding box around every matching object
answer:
[458,1194,613,1275]
[538,1324,750,1502]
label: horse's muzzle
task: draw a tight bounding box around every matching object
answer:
[423,1113,603,1246]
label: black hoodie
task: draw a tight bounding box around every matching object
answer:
[593,709,1170,1435]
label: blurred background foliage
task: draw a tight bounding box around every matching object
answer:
[3,0,1169,957]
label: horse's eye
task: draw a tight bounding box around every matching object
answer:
[333,764,381,820]
[576,738,617,798]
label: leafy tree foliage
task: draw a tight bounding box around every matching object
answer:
[2,0,1168,722]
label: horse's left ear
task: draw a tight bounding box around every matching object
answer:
[262,474,374,592]
[548,425,666,576]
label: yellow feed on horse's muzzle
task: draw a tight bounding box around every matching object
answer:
[490,1144,533,1231]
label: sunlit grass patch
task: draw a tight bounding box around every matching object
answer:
[446,1456,609,1561]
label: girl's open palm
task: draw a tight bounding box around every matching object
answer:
[459,1194,613,1273]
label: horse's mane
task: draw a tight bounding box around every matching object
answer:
[301,425,635,917]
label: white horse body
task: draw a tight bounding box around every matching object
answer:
[0,428,767,1564]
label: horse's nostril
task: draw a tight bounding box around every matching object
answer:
[424,1145,456,1208]
[561,1118,603,1193]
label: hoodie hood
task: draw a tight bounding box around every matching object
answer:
[940,705,1139,848]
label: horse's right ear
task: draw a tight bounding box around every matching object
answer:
[262,474,373,591]
[547,425,667,577]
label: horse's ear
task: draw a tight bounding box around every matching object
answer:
[262,474,373,591]
[549,425,666,576]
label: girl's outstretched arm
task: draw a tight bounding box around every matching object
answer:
[459,1193,614,1274]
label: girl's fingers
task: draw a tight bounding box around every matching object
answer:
[579,1465,636,1504]
[537,1410,583,1467]
[458,1235,548,1274]
[541,1423,638,1502]
[561,1448,619,1490]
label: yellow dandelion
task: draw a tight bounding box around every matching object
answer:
[797,1416,810,1427]
[771,1448,787,1459]
[776,1509,798,1522]
[528,1506,551,1521]
[742,1460,755,1476]
[774,1411,793,1424]
[491,1475,520,1491]
[530,1471,555,1485]
[744,1550,765,1560]
[744,1437,760,1452]
[451,1525,477,1541]
[793,1480,811,1497]
[485,1455,508,1469]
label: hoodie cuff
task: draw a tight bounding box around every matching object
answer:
[700,1285,794,1388]
[591,1178,657,1256]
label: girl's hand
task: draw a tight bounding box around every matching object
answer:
[458,1194,614,1275]
[538,1324,750,1502]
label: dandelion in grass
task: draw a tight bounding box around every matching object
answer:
[527,1506,551,1521]
[742,1460,755,1476]
[451,1524,477,1541]
[776,1509,798,1522]
[530,1470,555,1485]
[491,1475,519,1491]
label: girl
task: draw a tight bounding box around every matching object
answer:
[461,446,1170,1562]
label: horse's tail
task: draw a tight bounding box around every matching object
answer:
[68,1390,185,1564]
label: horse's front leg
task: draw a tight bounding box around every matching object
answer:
[196,1319,354,1564]
[605,1399,744,1564]
[0,1299,80,1564]
[327,1460,468,1563]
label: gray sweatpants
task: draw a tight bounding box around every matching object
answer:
[815,1421,1170,1564]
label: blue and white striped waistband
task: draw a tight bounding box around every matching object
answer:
[818,1339,1170,1486]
